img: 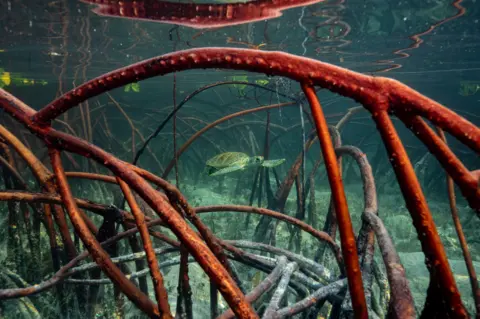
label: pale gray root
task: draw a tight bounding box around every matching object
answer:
[217,256,288,319]
[228,252,322,290]
[66,256,192,284]
[225,240,332,282]
[276,279,347,318]
[262,262,298,319]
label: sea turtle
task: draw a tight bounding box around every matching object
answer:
[206,152,285,176]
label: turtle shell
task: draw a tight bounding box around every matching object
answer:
[206,152,250,168]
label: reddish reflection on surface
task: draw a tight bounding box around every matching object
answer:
[375,0,466,72]
[311,7,351,53]
[298,0,352,54]
[81,0,325,29]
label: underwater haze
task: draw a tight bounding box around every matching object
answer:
[0,0,479,318]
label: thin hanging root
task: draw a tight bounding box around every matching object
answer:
[172,72,180,188]
[307,173,317,229]
[107,93,164,172]
[298,101,306,220]
[436,127,480,314]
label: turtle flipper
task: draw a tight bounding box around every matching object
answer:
[262,159,286,168]
[207,166,219,176]
[209,165,244,176]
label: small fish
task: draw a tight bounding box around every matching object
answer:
[254,43,267,49]
[0,68,48,88]
[124,82,140,93]
[255,79,269,86]
[16,78,47,86]
[46,51,63,57]
[459,81,480,96]
[229,75,249,96]
[1,71,11,86]
[251,271,262,288]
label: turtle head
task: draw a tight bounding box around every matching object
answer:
[250,156,264,166]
